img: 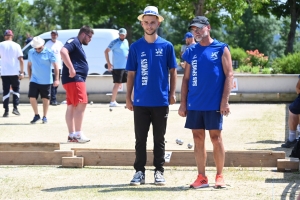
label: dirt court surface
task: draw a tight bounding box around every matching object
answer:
[0,103,300,200]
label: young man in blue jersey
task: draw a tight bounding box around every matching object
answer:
[104,28,129,107]
[178,16,233,189]
[60,26,94,143]
[27,36,60,124]
[126,6,177,186]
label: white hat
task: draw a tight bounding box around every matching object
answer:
[31,36,45,48]
[137,6,164,22]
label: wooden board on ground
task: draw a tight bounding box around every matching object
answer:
[74,149,286,167]
[277,157,299,172]
[62,157,84,168]
[0,142,60,151]
[0,150,73,165]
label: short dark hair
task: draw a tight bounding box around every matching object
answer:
[78,26,94,36]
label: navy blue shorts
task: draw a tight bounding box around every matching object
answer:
[289,95,300,114]
[185,110,223,130]
[112,69,127,83]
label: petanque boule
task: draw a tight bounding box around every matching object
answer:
[187,143,193,149]
[90,101,93,105]
[177,139,183,145]
[109,108,112,112]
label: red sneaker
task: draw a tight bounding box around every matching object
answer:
[215,174,226,188]
[190,174,209,188]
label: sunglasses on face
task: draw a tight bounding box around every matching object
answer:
[84,32,92,39]
[35,47,43,51]
[190,26,206,34]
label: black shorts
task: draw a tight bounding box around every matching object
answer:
[289,95,300,114]
[112,69,127,83]
[28,82,51,99]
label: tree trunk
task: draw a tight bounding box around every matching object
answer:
[125,25,133,45]
[193,0,206,16]
[285,0,300,55]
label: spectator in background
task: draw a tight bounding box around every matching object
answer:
[180,32,196,69]
[27,36,59,124]
[104,28,129,107]
[45,30,64,106]
[0,29,24,117]
[281,75,300,148]
[24,32,33,47]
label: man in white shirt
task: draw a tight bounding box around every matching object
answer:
[44,30,64,106]
[0,30,24,117]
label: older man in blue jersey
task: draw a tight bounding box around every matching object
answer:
[179,16,233,189]
[126,6,177,186]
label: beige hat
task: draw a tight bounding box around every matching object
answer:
[137,6,164,22]
[31,36,45,48]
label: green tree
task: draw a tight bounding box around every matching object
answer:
[224,8,280,58]
[26,0,60,34]
[260,0,300,55]
[0,0,31,44]
[74,0,159,44]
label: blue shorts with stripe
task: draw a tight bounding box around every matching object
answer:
[185,110,223,130]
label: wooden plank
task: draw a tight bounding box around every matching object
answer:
[62,157,84,168]
[75,149,285,167]
[0,142,60,151]
[0,150,73,165]
[71,148,135,155]
[224,150,286,167]
[277,157,299,172]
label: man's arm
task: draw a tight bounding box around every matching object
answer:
[126,71,135,111]
[169,68,177,105]
[178,63,191,117]
[220,46,234,116]
[60,47,75,78]
[18,56,24,80]
[52,62,60,87]
[27,61,32,80]
[104,48,113,71]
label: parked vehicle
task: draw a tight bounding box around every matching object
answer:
[21,29,119,75]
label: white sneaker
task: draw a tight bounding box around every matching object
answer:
[109,101,121,107]
[74,133,90,143]
[297,124,300,132]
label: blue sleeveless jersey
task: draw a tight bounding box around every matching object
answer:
[126,36,177,106]
[182,40,228,110]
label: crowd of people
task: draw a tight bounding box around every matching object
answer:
[0,5,298,190]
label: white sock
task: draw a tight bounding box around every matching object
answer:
[69,132,76,138]
[288,130,296,142]
[75,131,82,137]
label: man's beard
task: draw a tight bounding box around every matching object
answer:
[195,31,208,42]
[144,29,157,36]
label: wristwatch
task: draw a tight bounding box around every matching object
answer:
[19,71,24,76]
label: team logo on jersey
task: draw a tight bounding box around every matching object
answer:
[192,54,197,59]
[141,52,146,57]
[155,48,163,56]
[211,51,219,60]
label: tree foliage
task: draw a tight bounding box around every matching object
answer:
[225,8,281,58]
[0,0,30,43]
[260,0,300,54]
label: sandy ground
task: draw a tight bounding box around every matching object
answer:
[0,103,299,199]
